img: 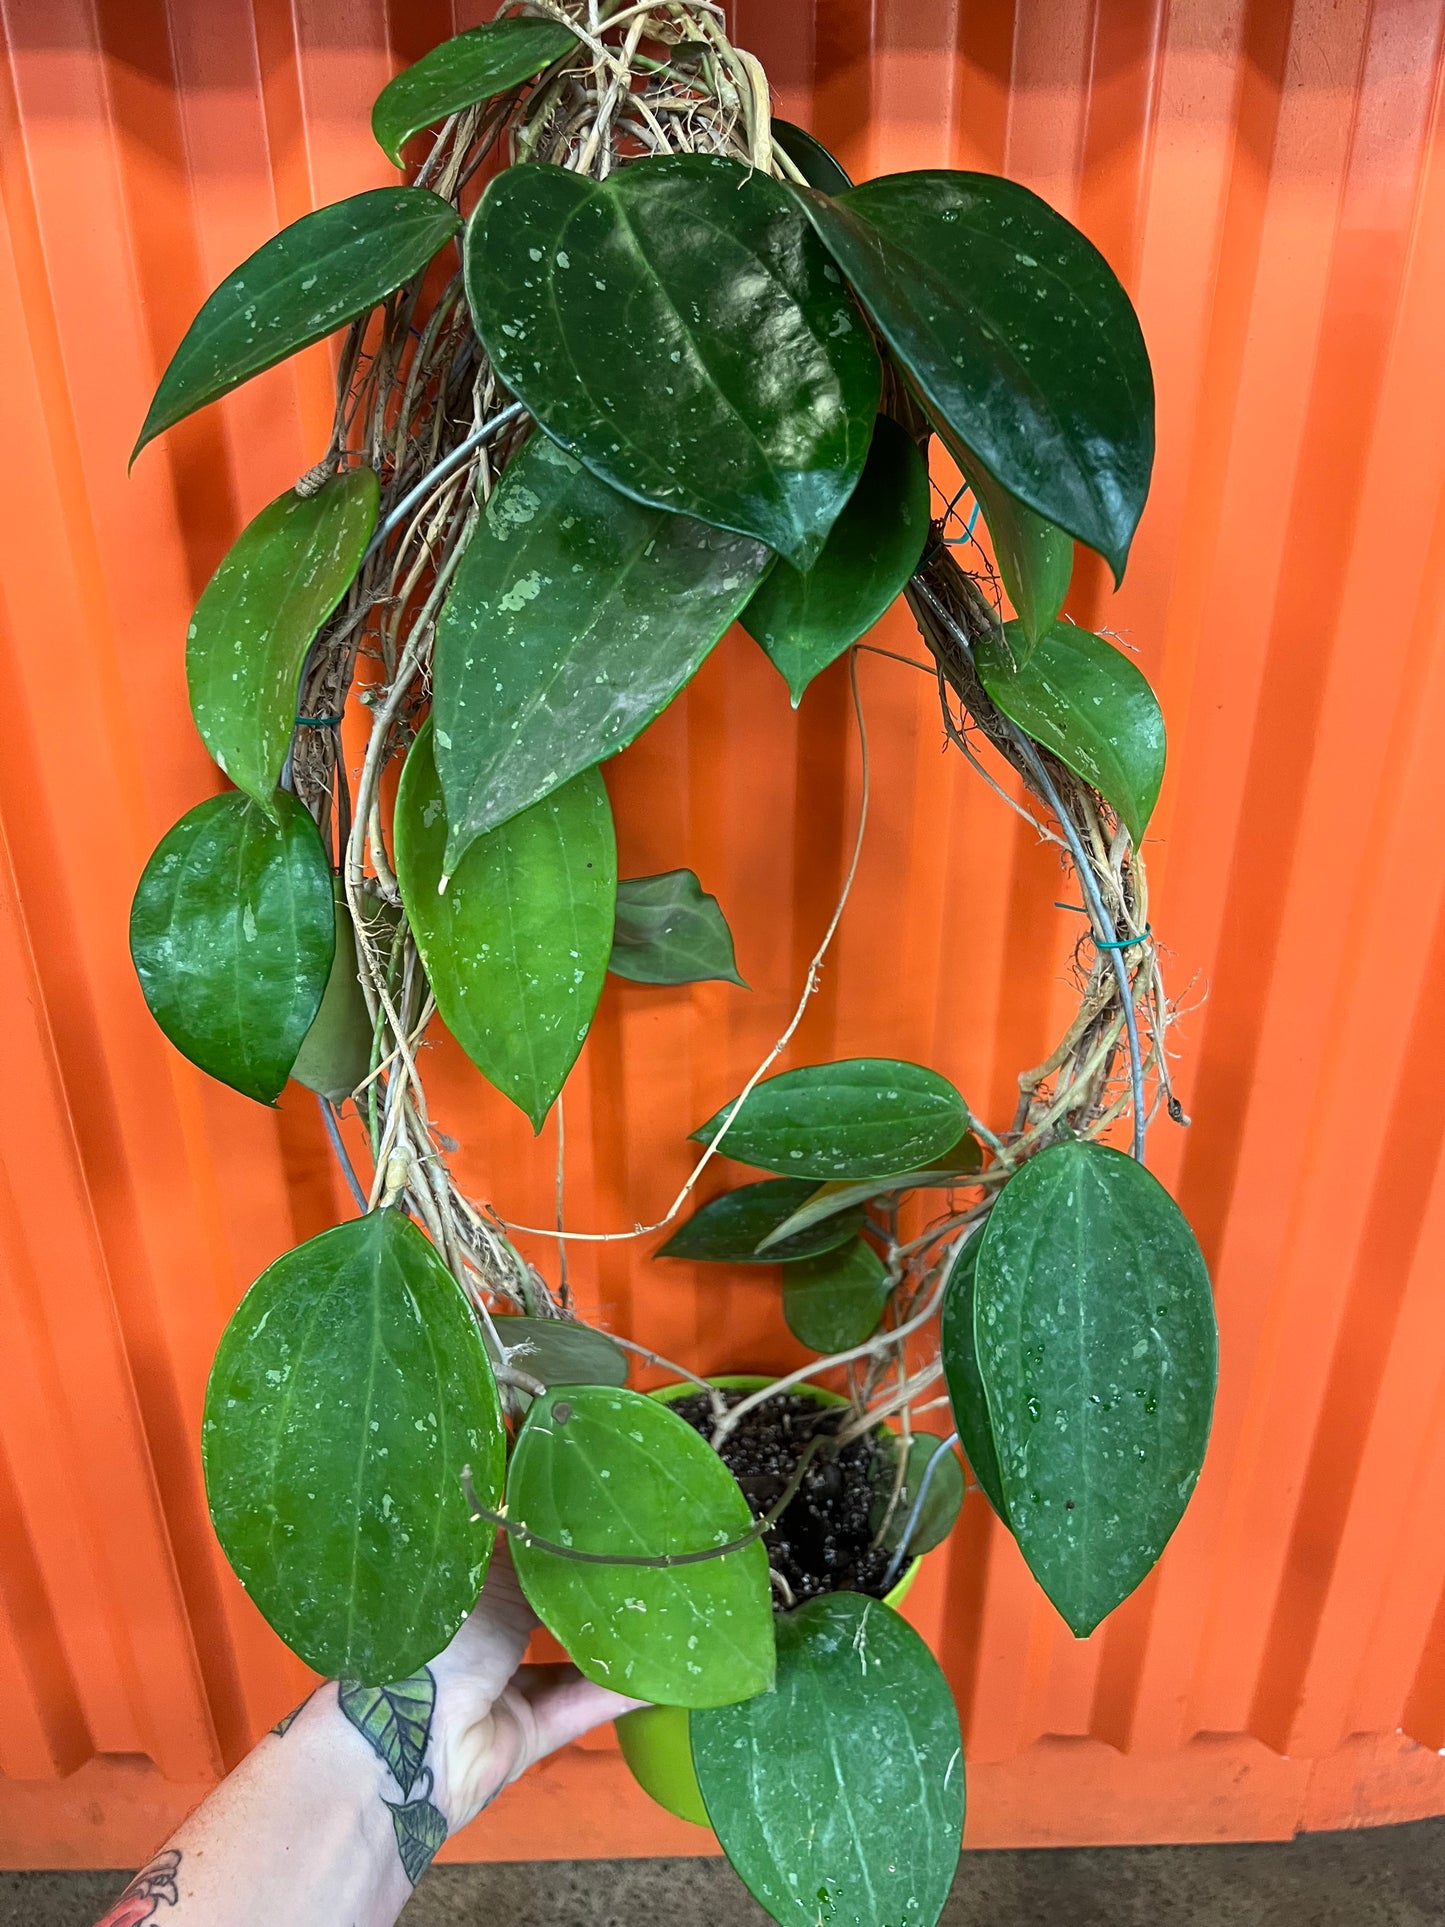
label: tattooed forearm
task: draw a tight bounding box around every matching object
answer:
[93,1848,181,1927]
[335,1668,449,1887]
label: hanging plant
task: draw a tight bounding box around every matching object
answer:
[129,4,1215,1922]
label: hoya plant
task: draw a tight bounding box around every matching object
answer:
[129,4,1216,1922]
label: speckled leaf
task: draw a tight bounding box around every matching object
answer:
[186,470,377,810]
[692,1594,963,1927]
[794,171,1153,577]
[975,619,1165,844]
[134,189,461,459]
[338,1672,435,1798]
[781,1237,890,1352]
[394,722,615,1132]
[692,1059,969,1181]
[372,17,577,165]
[869,1432,965,1558]
[939,1234,1007,1521]
[754,1136,982,1253]
[202,1211,506,1684]
[129,790,334,1104]
[432,434,767,868]
[508,1388,774,1707]
[466,153,880,569]
[973,1142,1216,1637]
[657,1180,865,1265]
[741,416,930,703]
[386,1798,448,1884]
[609,870,745,987]
[772,120,853,195]
[491,1315,628,1389]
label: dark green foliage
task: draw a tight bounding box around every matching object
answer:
[466,154,880,569]
[133,189,460,459]
[201,1211,506,1683]
[129,790,334,1104]
[657,1179,866,1264]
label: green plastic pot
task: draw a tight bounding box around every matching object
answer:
[615,1375,923,1828]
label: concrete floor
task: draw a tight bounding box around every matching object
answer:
[5,1820,1442,1927]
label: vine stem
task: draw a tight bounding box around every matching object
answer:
[909,572,1148,1163]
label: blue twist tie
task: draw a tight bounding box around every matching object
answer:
[294,714,345,727]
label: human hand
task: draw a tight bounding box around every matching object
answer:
[424,1543,645,1832]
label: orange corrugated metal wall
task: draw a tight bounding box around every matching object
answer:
[3,0,1445,1866]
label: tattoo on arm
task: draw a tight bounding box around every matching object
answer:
[336,1666,449,1887]
[93,1848,181,1927]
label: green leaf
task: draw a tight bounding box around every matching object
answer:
[869,1432,965,1558]
[432,433,767,866]
[466,153,880,569]
[372,18,577,166]
[186,470,377,810]
[753,1137,983,1253]
[202,1211,506,1683]
[609,870,746,987]
[741,416,930,704]
[692,1059,969,1181]
[939,1234,1008,1521]
[508,1387,774,1707]
[952,451,1073,655]
[691,1594,963,1927]
[973,1142,1217,1636]
[491,1315,628,1389]
[289,880,384,1106]
[134,189,461,460]
[781,1238,890,1352]
[129,790,334,1104]
[386,1798,448,1884]
[395,722,615,1132]
[795,171,1154,578]
[772,120,853,195]
[338,1671,435,1798]
[657,1180,866,1265]
[975,619,1165,844]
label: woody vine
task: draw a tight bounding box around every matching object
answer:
[127,4,1217,1923]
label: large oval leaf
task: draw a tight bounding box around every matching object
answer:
[973,1142,1217,1636]
[975,619,1165,844]
[609,870,745,987]
[952,451,1073,654]
[129,789,334,1104]
[372,18,577,165]
[202,1210,505,1683]
[795,171,1153,578]
[187,470,378,810]
[781,1237,890,1352]
[741,416,930,704]
[432,433,767,868]
[939,1233,1007,1520]
[490,1315,628,1390]
[692,1059,969,1181]
[692,1593,964,1927]
[395,722,615,1132]
[466,153,880,569]
[656,1179,866,1265]
[134,188,461,460]
[508,1387,774,1707]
